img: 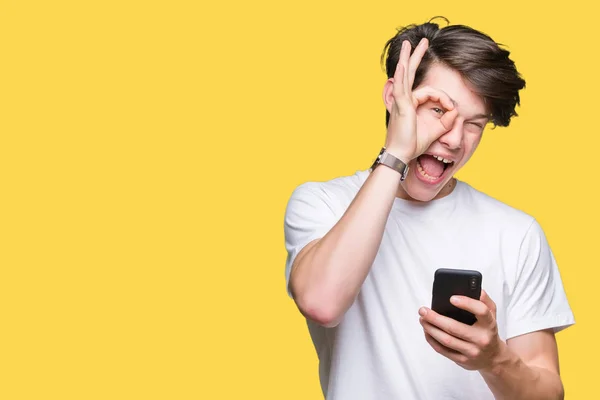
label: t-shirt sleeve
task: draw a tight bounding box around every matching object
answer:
[283,183,340,298]
[505,219,575,339]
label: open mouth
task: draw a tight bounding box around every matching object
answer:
[415,154,454,183]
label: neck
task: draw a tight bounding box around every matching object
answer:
[395,177,457,201]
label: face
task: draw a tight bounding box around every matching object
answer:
[396,63,489,202]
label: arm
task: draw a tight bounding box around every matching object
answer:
[480,329,563,400]
[419,292,565,400]
[290,165,402,327]
[479,218,573,398]
[288,38,457,327]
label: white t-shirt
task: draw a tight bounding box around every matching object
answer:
[283,169,575,400]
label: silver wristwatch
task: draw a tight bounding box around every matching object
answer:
[370,147,409,181]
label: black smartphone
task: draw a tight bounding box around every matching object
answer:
[431,268,482,325]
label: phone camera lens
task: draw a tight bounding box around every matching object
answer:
[470,277,477,290]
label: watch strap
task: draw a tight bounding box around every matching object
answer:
[370,147,409,181]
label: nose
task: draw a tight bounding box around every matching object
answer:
[438,118,463,150]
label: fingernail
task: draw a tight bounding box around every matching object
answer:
[450,296,460,304]
[419,307,427,316]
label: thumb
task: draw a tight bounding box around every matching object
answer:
[480,289,497,317]
[426,108,458,144]
[439,108,458,133]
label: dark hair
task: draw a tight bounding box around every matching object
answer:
[381,17,526,128]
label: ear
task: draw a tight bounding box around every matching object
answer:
[382,78,395,113]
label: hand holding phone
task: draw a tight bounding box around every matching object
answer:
[431,268,482,325]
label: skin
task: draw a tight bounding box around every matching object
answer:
[388,39,564,399]
[289,37,565,399]
[382,39,489,202]
[418,292,563,399]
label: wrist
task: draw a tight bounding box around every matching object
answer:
[481,340,512,376]
[384,144,412,164]
[371,147,410,180]
[371,161,404,181]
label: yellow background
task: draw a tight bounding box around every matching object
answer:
[0,0,596,398]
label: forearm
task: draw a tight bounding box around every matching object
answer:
[480,343,564,400]
[291,165,401,326]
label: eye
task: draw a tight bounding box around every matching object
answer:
[468,122,484,129]
[432,107,445,115]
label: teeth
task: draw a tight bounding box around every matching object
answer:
[416,159,439,181]
[432,155,452,164]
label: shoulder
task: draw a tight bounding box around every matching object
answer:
[458,181,536,232]
[287,169,369,211]
[283,170,368,243]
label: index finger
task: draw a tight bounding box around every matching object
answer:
[450,295,494,325]
[419,308,474,342]
[413,87,455,111]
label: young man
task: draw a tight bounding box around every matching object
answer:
[283,20,575,399]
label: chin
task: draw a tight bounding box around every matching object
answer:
[400,160,455,201]
[402,182,444,202]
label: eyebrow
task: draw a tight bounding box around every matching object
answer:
[445,93,490,120]
[469,113,490,120]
